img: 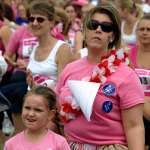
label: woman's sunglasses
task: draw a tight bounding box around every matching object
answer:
[28,16,46,23]
[86,20,114,33]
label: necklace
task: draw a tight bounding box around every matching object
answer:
[60,47,130,123]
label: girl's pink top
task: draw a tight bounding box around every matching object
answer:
[4,130,70,150]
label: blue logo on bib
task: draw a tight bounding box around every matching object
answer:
[102,101,113,113]
[102,83,116,96]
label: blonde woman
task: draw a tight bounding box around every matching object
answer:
[114,0,143,47]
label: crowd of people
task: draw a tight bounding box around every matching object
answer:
[0,0,150,150]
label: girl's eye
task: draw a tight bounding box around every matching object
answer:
[34,108,44,112]
[24,106,30,110]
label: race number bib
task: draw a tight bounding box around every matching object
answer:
[33,75,55,88]
[22,37,38,57]
[135,68,150,94]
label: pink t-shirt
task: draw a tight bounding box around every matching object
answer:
[67,18,81,47]
[130,45,150,96]
[6,26,38,61]
[56,57,144,146]
[4,130,70,150]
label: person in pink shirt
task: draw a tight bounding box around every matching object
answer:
[56,4,145,150]
[129,14,150,150]
[3,86,70,150]
[4,25,38,81]
[64,2,81,48]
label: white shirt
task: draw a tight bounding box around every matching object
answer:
[121,21,138,45]
[27,40,66,87]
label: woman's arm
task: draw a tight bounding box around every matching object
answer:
[122,104,145,150]
[74,31,83,53]
[4,51,17,67]
[143,96,150,121]
[0,25,12,49]
[56,44,75,77]
[4,26,21,67]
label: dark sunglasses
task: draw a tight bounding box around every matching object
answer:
[28,16,46,23]
[86,20,114,32]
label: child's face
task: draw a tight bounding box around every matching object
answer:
[22,94,50,132]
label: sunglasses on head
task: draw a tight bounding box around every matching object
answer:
[86,20,114,32]
[28,16,46,23]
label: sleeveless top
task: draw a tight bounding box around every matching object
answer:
[121,21,138,46]
[130,45,150,96]
[27,40,66,86]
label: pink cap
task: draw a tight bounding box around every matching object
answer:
[72,0,88,6]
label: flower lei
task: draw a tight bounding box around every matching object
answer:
[60,47,130,123]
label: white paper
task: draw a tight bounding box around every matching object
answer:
[68,80,100,121]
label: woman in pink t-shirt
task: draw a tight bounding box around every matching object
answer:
[56,4,145,150]
[4,86,70,150]
[64,2,81,48]
[129,14,150,150]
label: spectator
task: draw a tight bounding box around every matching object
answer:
[56,4,145,150]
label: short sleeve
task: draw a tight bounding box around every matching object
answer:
[6,27,22,53]
[60,140,71,150]
[3,142,9,150]
[118,71,144,109]
[3,144,7,150]
[55,64,69,95]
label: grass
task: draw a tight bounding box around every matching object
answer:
[0,132,10,150]
[0,139,3,150]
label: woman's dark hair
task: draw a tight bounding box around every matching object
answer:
[83,3,121,49]
[27,1,55,21]
[0,2,14,21]
[0,2,4,21]
[64,1,81,19]
[55,7,71,36]
[3,3,14,21]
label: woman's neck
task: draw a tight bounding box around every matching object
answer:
[38,34,54,48]
[125,14,137,25]
[139,44,150,53]
[137,44,150,68]
[87,47,108,64]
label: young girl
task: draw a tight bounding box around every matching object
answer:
[3,86,70,150]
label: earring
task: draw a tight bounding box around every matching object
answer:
[110,39,113,43]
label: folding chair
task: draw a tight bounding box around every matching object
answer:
[0,91,11,112]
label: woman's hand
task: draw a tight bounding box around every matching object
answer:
[26,69,35,88]
[4,54,16,67]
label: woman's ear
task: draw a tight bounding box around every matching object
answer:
[49,20,55,30]
[108,34,114,43]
